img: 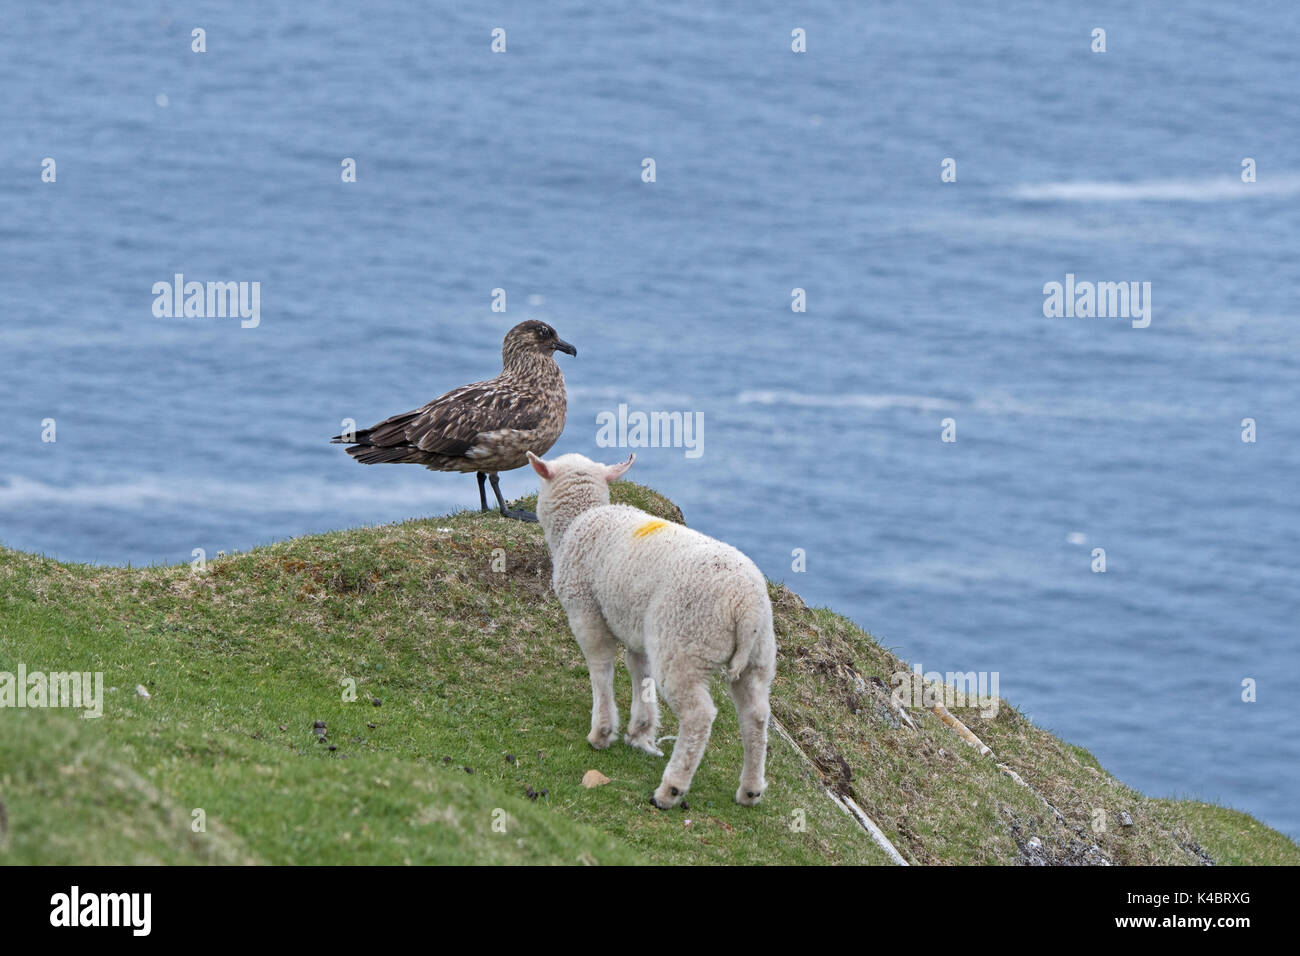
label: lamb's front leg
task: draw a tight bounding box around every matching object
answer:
[570,610,620,749]
[623,650,662,756]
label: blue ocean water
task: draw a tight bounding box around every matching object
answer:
[2,2,1297,840]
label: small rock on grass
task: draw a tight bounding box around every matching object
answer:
[582,770,610,788]
[135,685,151,699]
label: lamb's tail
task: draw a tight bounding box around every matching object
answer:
[727,586,774,682]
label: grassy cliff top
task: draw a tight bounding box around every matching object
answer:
[1,482,1294,865]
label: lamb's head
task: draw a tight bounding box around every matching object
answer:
[527,451,635,547]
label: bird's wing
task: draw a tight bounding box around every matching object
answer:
[390,380,547,457]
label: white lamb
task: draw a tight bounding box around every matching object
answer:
[527,451,777,809]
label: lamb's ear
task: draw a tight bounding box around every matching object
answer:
[604,453,635,482]
[527,451,552,481]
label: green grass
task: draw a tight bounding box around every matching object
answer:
[1,482,1295,865]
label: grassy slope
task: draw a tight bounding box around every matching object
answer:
[0,482,1295,866]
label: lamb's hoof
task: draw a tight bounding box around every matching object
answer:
[651,783,685,809]
[500,508,538,522]
[624,733,664,757]
[587,726,618,750]
[735,785,765,806]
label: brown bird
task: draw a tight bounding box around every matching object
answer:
[331,320,576,521]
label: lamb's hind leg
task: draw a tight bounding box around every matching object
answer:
[651,668,717,809]
[729,665,773,805]
[623,650,662,756]
[570,610,620,749]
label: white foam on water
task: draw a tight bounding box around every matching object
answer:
[569,385,700,406]
[0,474,471,513]
[736,390,955,412]
[735,389,1189,423]
[1009,174,1300,202]
[970,393,1183,422]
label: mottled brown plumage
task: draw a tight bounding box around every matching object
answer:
[332,320,576,520]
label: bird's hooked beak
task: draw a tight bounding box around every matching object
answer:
[553,338,577,357]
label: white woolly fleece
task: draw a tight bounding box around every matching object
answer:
[529,452,777,809]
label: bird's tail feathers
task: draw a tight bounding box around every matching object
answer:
[345,443,418,465]
[330,429,373,444]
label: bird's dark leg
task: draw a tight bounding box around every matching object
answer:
[489,472,538,522]
[476,471,489,512]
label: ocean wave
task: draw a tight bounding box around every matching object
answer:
[569,385,700,406]
[0,475,473,513]
[1008,174,1300,202]
[736,390,956,412]
[736,389,1184,421]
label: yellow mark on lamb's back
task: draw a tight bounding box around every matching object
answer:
[632,519,668,539]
